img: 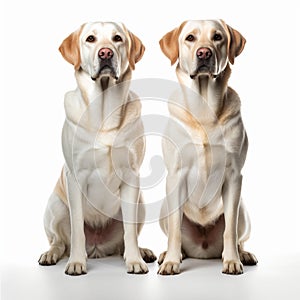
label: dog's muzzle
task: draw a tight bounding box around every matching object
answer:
[91,48,118,81]
[190,47,217,79]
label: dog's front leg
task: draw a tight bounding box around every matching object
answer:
[222,162,243,275]
[64,172,87,276]
[121,181,148,274]
[158,173,185,275]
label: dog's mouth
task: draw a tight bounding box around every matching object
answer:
[91,62,118,81]
[190,64,217,79]
[190,49,218,79]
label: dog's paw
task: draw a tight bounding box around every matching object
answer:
[239,250,258,266]
[157,250,182,274]
[158,251,167,265]
[139,247,157,263]
[126,260,149,274]
[222,260,243,275]
[158,261,180,275]
[38,251,59,266]
[65,261,87,276]
[158,251,184,265]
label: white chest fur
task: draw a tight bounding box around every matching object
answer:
[61,81,144,221]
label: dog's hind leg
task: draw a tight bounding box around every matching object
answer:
[237,200,258,266]
[139,247,157,263]
[39,193,70,265]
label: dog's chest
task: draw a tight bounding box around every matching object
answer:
[182,120,246,211]
[69,133,138,222]
[73,144,126,218]
[173,123,226,208]
[76,142,129,185]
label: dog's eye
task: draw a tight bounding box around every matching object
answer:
[86,35,96,43]
[213,33,222,41]
[113,35,123,42]
[186,34,195,42]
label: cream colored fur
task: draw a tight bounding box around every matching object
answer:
[38,22,156,275]
[158,20,257,275]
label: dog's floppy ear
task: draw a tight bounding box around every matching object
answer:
[59,25,83,70]
[127,31,145,70]
[225,23,246,65]
[159,22,186,65]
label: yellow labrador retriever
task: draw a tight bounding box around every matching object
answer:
[158,20,257,275]
[38,22,156,275]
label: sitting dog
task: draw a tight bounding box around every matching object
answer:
[38,21,156,275]
[158,20,257,275]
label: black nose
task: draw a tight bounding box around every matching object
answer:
[98,48,114,60]
[196,47,212,60]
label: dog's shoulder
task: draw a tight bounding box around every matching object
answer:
[218,87,241,125]
[63,89,86,125]
[120,91,142,127]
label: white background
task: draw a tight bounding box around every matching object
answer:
[1,0,300,299]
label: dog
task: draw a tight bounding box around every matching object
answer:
[158,20,257,275]
[38,21,156,275]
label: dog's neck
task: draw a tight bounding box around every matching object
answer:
[176,64,231,122]
[74,68,132,132]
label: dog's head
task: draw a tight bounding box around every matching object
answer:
[159,20,246,79]
[59,22,145,81]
